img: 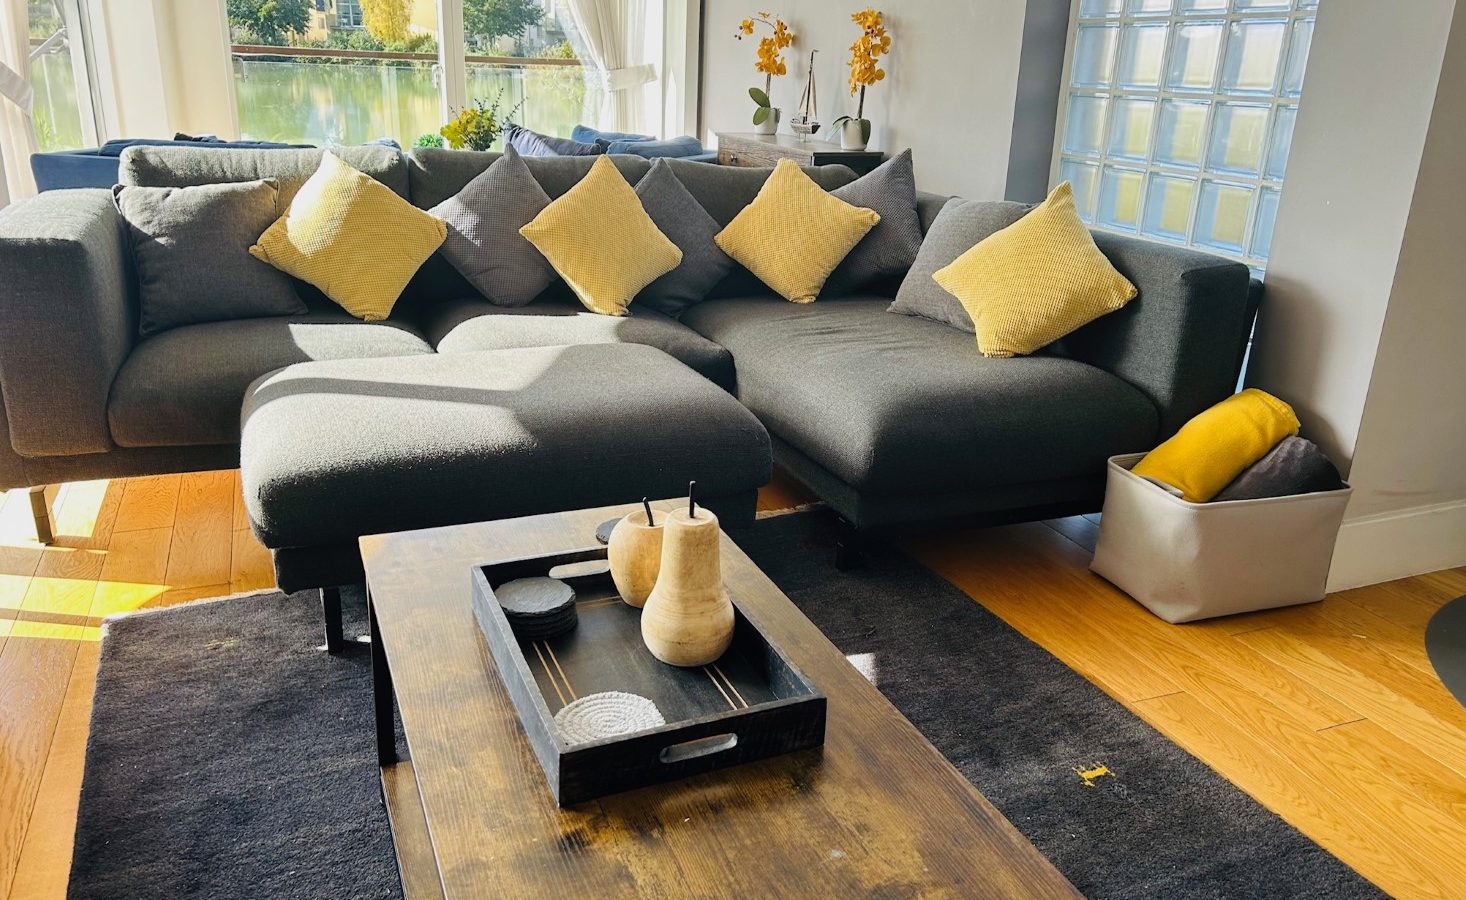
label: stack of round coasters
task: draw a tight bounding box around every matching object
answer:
[553,691,665,745]
[496,576,577,640]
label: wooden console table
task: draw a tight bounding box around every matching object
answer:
[715,132,886,175]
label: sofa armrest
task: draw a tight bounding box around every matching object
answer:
[0,189,135,457]
[1064,233,1252,438]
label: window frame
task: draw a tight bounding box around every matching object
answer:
[1050,0,1318,274]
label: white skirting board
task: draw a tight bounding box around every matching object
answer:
[1327,497,1466,591]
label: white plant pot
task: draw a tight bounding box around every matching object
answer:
[839,118,869,150]
[754,107,780,135]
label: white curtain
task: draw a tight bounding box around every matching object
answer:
[0,0,37,203]
[565,0,655,133]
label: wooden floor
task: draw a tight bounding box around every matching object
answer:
[1,471,1462,899]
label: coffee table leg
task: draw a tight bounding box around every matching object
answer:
[369,589,397,765]
[321,587,344,654]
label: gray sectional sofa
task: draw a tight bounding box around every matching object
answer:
[0,144,1255,574]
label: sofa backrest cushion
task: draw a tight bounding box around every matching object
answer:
[119,145,409,210]
[406,148,652,210]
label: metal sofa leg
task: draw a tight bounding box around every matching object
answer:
[29,486,54,545]
[321,586,345,654]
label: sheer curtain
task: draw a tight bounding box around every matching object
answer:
[565,0,655,133]
[0,0,37,204]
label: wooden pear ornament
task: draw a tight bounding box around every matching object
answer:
[608,499,663,608]
[640,496,734,667]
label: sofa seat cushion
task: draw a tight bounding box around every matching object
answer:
[109,313,432,448]
[415,297,735,390]
[239,344,771,548]
[679,297,1160,495]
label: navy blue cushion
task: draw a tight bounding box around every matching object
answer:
[505,123,603,157]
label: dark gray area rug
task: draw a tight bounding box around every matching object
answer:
[71,512,1382,899]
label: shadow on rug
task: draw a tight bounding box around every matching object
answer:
[70,512,1381,899]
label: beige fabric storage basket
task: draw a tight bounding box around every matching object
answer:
[1090,452,1352,624]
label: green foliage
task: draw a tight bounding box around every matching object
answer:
[464,0,545,48]
[748,86,770,108]
[226,0,311,45]
[414,133,446,148]
[537,39,577,61]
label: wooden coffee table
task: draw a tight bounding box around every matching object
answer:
[360,501,1078,899]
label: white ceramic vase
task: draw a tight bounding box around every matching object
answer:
[839,118,869,151]
[640,507,734,667]
[607,508,663,608]
[754,107,781,136]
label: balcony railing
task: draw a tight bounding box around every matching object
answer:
[229,44,583,68]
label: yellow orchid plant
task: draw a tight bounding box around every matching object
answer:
[735,12,795,126]
[832,8,890,144]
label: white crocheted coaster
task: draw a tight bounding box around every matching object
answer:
[553,691,666,745]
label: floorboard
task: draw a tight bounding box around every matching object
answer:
[0,477,1462,899]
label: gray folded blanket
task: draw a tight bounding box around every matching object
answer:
[1214,436,1345,502]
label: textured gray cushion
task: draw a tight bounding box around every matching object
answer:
[888,198,1032,331]
[1213,436,1344,502]
[681,297,1158,495]
[108,310,431,448]
[824,149,923,295]
[657,157,858,225]
[429,146,555,308]
[114,180,307,337]
[406,148,652,209]
[119,144,408,209]
[0,189,134,456]
[239,344,771,547]
[411,296,734,389]
[633,160,734,316]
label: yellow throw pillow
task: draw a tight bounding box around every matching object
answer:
[518,155,682,316]
[715,158,880,303]
[932,182,1136,357]
[250,151,445,321]
[1132,389,1301,502]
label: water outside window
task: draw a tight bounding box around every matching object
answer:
[227,0,602,148]
[1057,0,1318,275]
[27,0,88,151]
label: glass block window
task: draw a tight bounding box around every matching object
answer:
[1055,0,1317,274]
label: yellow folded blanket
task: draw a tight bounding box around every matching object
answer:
[1132,389,1300,502]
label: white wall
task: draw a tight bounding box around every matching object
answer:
[90,0,238,140]
[699,0,1032,200]
[1247,0,1466,589]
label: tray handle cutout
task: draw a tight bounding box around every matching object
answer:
[660,733,739,764]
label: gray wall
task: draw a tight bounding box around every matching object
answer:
[1005,0,1071,202]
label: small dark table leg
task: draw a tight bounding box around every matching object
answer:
[834,517,866,570]
[369,590,397,765]
[321,586,344,654]
[29,486,54,545]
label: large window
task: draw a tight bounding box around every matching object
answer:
[26,0,98,151]
[225,0,645,149]
[1054,0,1317,275]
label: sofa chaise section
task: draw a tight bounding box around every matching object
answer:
[681,297,1162,528]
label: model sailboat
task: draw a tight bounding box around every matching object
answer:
[789,50,820,141]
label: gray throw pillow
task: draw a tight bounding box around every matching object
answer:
[825,148,923,295]
[887,197,1032,332]
[633,160,734,316]
[430,144,556,307]
[114,180,306,338]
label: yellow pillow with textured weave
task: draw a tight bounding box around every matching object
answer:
[715,158,880,303]
[518,155,681,316]
[933,181,1136,357]
[249,151,445,321]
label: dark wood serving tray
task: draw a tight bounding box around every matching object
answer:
[470,546,827,807]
